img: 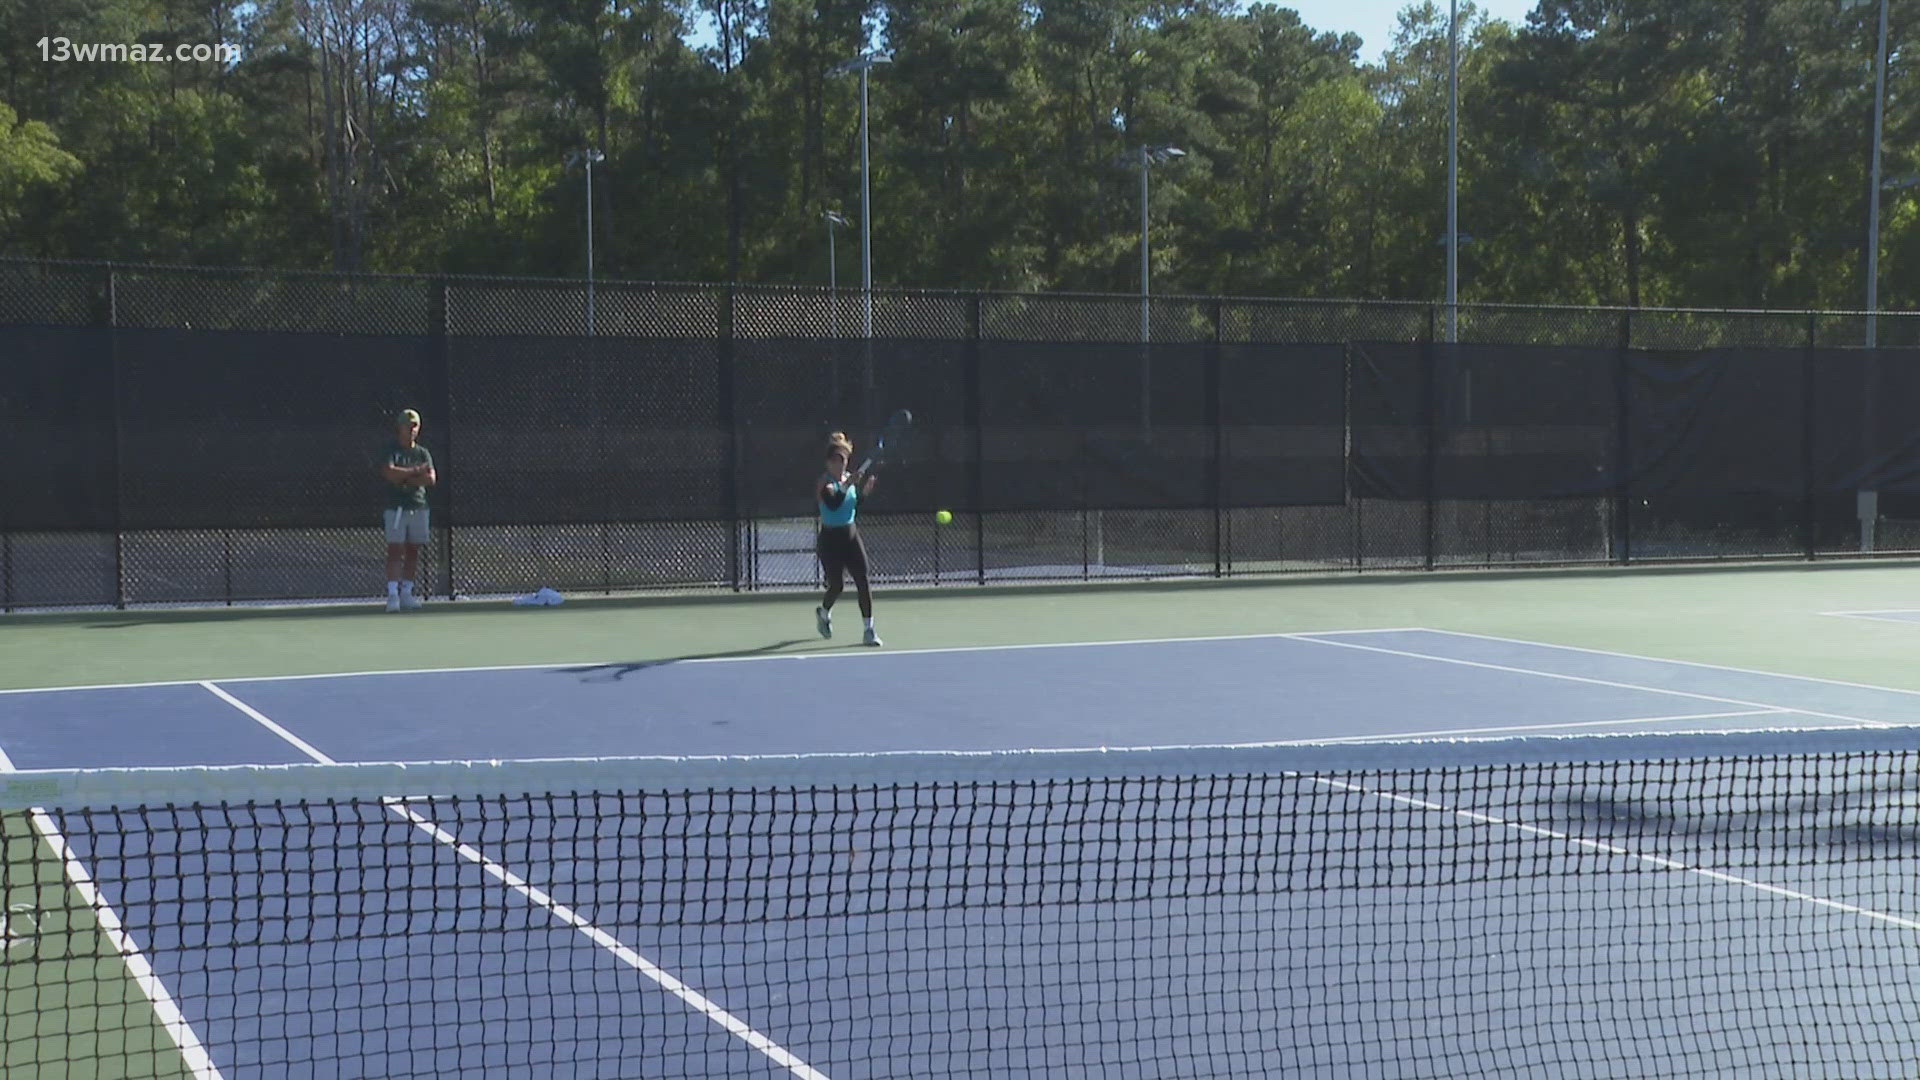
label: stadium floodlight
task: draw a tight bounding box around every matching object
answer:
[829,52,892,340]
[563,148,607,334]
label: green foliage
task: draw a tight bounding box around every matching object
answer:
[0,0,1912,310]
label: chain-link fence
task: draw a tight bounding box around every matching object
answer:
[5,258,1920,610]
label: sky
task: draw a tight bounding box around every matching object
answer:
[1285,1,1541,65]
[685,3,1546,69]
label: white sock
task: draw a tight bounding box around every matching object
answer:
[401,581,415,597]
[864,617,875,630]
[387,581,400,597]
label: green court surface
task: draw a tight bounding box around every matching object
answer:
[5,560,1920,694]
[3,812,195,1079]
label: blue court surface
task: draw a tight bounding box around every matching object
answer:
[9,628,1920,1077]
[9,629,1920,770]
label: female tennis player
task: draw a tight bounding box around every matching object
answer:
[816,432,881,646]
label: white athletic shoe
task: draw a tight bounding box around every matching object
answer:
[401,593,424,610]
[863,627,883,647]
[816,606,833,639]
[385,594,401,612]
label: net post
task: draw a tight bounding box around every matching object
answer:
[967,293,986,586]
[1613,308,1633,565]
[1423,306,1438,572]
[720,284,741,591]
[1803,312,1818,561]
[103,265,127,609]
[1209,298,1225,578]
[428,278,455,600]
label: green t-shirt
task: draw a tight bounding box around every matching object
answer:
[382,442,433,509]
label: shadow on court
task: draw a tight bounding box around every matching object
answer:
[556,638,823,682]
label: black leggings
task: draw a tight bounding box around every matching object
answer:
[818,525,873,618]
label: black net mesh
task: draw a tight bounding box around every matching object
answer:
[0,327,118,532]
[15,261,1920,605]
[1806,349,1920,555]
[979,341,1208,512]
[0,262,102,327]
[114,268,428,333]
[26,743,1920,1076]
[1,532,117,610]
[733,339,967,519]
[114,330,437,531]
[1220,344,1346,508]
[1626,349,1807,560]
[445,336,725,526]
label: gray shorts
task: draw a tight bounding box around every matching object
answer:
[383,507,430,545]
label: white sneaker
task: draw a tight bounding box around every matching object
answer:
[401,593,424,610]
[816,606,833,639]
[863,627,882,647]
[385,594,401,612]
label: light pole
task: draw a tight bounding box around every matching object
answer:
[564,147,605,334]
[829,51,891,342]
[1842,0,1891,344]
[823,209,849,290]
[1447,0,1459,343]
[1126,144,1185,434]
[1870,0,1889,346]
[1132,145,1187,343]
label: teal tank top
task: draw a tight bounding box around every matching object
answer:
[819,480,858,527]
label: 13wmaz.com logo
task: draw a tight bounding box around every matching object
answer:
[38,37,239,63]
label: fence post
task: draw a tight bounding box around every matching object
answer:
[104,266,127,609]
[1209,299,1225,577]
[1803,312,1818,560]
[719,285,741,591]
[1614,308,1632,565]
[428,279,454,599]
[1423,305,1438,572]
[968,294,986,586]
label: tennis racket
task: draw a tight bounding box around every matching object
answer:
[856,408,914,475]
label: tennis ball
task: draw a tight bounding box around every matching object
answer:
[935,510,953,525]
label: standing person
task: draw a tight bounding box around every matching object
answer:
[815,432,881,646]
[378,408,436,611]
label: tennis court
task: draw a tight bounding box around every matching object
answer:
[8,564,1920,1076]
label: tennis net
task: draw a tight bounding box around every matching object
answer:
[5,731,1920,1078]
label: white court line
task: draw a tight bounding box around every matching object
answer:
[0,747,224,1079]
[1821,611,1920,626]
[1303,709,1799,744]
[1288,634,1896,729]
[198,683,333,765]
[0,629,1431,697]
[196,682,831,1080]
[385,800,832,1080]
[1312,773,1920,933]
[1419,627,1920,700]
